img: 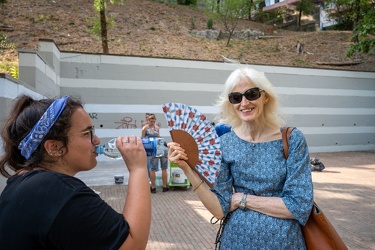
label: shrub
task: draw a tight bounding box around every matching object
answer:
[207,18,213,29]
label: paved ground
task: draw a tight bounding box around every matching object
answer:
[76,151,375,250]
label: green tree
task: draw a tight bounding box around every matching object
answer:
[324,0,375,56]
[205,0,249,46]
[246,0,262,20]
[347,8,375,56]
[92,0,124,54]
[295,0,314,30]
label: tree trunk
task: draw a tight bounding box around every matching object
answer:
[226,32,232,47]
[100,1,109,54]
[298,9,302,31]
[248,0,253,20]
[352,0,361,43]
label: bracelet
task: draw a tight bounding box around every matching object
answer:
[193,179,204,192]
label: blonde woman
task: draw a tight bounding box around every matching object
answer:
[168,67,313,249]
[142,113,169,193]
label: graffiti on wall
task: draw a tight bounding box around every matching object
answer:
[89,113,162,129]
[89,113,98,119]
[115,117,137,129]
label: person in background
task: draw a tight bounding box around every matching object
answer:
[0,95,151,249]
[141,113,169,193]
[142,113,151,127]
[168,67,313,249]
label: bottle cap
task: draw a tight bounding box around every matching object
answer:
[95,145,105,154]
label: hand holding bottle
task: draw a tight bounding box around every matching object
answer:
[96,137,166,159]
[114,136,147,173]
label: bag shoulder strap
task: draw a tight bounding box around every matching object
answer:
[282,127,295,159]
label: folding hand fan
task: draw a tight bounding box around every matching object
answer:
[162,102,221,188]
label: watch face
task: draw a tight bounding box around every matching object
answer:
[239,194,247,209]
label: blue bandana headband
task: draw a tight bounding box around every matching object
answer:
[18,95,70,160]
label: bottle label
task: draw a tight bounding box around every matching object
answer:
[95,137,164,159]
[141,137,157,157]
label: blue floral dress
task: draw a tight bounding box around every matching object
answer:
[211,128,313,250]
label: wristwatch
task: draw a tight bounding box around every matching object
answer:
[239,193,247,209]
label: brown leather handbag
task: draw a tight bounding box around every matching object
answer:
[282,127,348,250]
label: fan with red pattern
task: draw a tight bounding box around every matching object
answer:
[162,102,221,188]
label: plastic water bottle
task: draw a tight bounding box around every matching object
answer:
[95,137,166,159]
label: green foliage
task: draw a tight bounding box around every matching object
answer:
[0,34,18,78]
[323,0,375,56]
[177,0,196,5]
[324,0,372,30]
[0,34,16,50]
[93,0,123,11]
[204,0,250,46]
[296,0,313,15]
[191,16,196,29]
[347,39,375,56]
[87,17,101,39]
[291,57,308,66]
[254,7,286,22]
[0,63,18,78]
[91,0,123,53]
[185,0,197,5]
[347,9,375,56]
[32,14,54,23]
[207,18,213,29]
[87,15,115,39]
[324,20,353,31]
[155,0,177,4]
[0,0,7,4]
[9,65,19,79]
[0,62,18,79]
[296,0,314,28]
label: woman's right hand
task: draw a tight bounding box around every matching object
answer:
[167,142,190,172]
[116,136,147,172]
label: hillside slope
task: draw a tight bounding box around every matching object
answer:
[1,0,374,72]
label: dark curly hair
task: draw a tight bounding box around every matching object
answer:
[0,95,83,178]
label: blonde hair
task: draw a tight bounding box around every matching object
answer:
[148,113,156,120]
[216,67,284,129]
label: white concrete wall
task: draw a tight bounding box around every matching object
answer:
[10,39,375,153]
[54,48,375,153]
[1,39,375,192]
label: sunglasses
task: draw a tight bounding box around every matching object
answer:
[76,127,96,144]
[228,87,264,104]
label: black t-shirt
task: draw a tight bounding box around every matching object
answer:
[0,170,129,250]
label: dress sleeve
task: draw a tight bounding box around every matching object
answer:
[210,158,234,216]
[281,128,314,225]
[48,187,129,250]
